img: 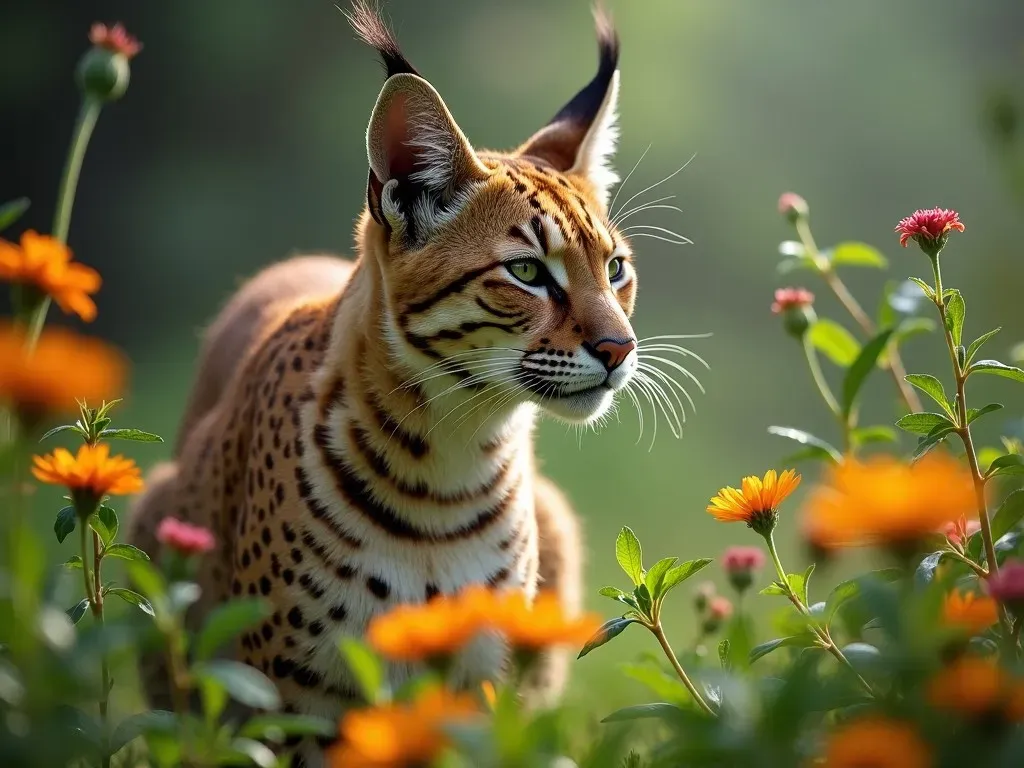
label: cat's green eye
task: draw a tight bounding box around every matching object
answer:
[507,260,544,286]
[607,257,625,282]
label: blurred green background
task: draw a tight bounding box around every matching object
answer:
[3,0,1024,713]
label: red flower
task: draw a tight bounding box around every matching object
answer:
[709,596,733,620]
[987,560,1024,615]
[777,192,809,220]
[89,23,142,59]
[771,287,814,315]
[895,208,964,249]
[157,517,215,556]
[722,546,765,573]
[941,516,981,549]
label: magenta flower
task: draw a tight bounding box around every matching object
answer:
[895,208,965,249]
[771,287,814,315]
[722,545,766,573]
[941,517,981,549]
[157,517,215,556]
[777,192,809,221]
[89,23,142,59]
[987,560,1024,616]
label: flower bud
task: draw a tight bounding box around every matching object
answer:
[157,516,215,557]
[701,596,733,634]
[722,545,765,594]
[894,208,965,258]
[693,580,716,613]
[771,287,816,340]
[76,23,141,102]
[777,192,809,224]
[987,560,1024,618]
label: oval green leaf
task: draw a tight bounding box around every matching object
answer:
[194,598,269,662]
[615,527,644,586]
[98,428,165,443]
[103,543,150,562]
[895,412,955,436]
[969,360,1024,384]
[842,328,894,418]
[943,289,965,346]
[768,426,842,463]
[661,558,712,595]
[0,197,30,231]
[808,319,861,367]
[601,702,685,723]
[966,328,1002,366]
[904,374,953,416]
[991,490,1024,542]
[54,506,77,544]
[830,242,888,269]
[578,616,638,659]
[107,587,155,617]
[195,660,281,711]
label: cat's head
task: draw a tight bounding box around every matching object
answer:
[351,2,647,425]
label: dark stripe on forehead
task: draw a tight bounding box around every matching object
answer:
[530,215,548,254]
[508,226,533,248]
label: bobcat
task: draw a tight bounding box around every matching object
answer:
[129,2,648,764]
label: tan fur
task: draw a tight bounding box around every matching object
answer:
[129,5,639,765]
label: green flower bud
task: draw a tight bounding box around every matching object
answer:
[76,23,141,103]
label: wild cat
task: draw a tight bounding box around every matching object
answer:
[128,2,698,764]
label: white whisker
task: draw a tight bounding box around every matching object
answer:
[639,354,705,395]
[608,144,652,220]
[611,153,697,223]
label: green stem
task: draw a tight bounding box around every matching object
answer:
[795,218,923,414]
[91,530,111,768]
[26,97,103,347]
[764,532,876,697]
[650,622,716,716]
[802,334,849,450]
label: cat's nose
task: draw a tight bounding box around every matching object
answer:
[588,338,637,372]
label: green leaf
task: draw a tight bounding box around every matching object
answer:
[991,490,1024,542]
[842,328,894,418]
[109,711,177,755]
[98,428,164,443]
[808,319,861,367]
[63,555,84,570]
[987,454,1024,479]
[0,197,30,232]
[968,403,1004,425]
[615,527,644,586]
[194,598,269,662]
[850,426,897,446]
[767,426,842,463]
[896,412,955,435]
[601,703,685,723]
[238,714,335,742]
[824,569,902,623]
[107,588,154,617]
[749,636,815,664]
[969,360,1024,384]
[793,564,815,605]
[598,586,639,611]
[91,506,118,548]
[578,617,639,659]
[913,424,957,460]
[38,424,83,442]
[760,582,787,596]
[660,558,712,595]
[67,599,90,624]
[644,557,678,601]
[915,551,944,587]
[966,328,1002,366]
[195,660,281,710]
[904,374,953,416]
[103,543,150,562]
[54,506,77,544]
[339,638,384,704]
[718,639,730,670]
[943,289,966,346]
[225,738,277,768]
[634,584,653,617]
[892,317,936,346]
[830,242,888,269]
[127,560,166,603]
[908,277,936,300]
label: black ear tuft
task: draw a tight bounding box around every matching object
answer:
[345,1,421,79]
[548,3,619,127]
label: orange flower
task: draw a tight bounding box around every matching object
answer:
[706,469,801,535]
[487,590,600,650]
[820,717,930,768]
[942,590,998,635]
[0,231,101,321]
[32,443,143,499]
[0,324,125,414]
[328,685,479,768]
[928,656,1024,721]
[801,454,974,550]
[367,586,489,662]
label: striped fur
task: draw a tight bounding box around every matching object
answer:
[128,3,639,765]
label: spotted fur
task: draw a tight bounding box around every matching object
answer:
[129,3,640,765]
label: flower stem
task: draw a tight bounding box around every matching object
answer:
[802,334,850,450]
[927,255,1000,582]
[794,218,923,414]
[763,532,876,697]
[26,96,103,348]
[650,622,716,716]
[91,530,111,768]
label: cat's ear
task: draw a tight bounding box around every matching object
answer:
[516,5,620,206]
[365,74,490,244]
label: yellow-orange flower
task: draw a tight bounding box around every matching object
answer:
[820,717,930,768]
[706,469,801,534]
[942,590,998,635]
[487,590,601,650]
[367,586,489,662]
[32,443,143,498]
[0,323,125,414]
[0,231,101,321]
[928,656,1024,722]
[328,685,479,768]
[801,453,974,550]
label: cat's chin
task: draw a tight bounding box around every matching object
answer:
[538,385,615,425]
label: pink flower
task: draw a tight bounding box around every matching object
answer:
[778,192,809,221]
[709,596,733,621]
[771,287,814,315]
[89,23,142,59]
[157,517,215,556]
[987,560,1024,612]
[722,546,766,573]
[941,517,981,549]
[895,208,964,249]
